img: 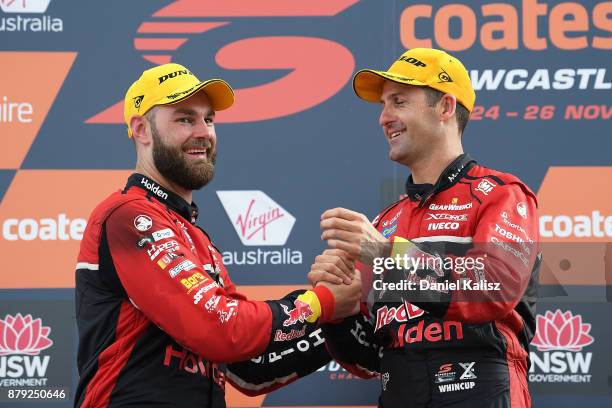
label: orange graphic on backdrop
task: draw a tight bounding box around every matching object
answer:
[0,52,76,169]
[86,0,358,125]
[537,167,612,286]
[0,170,132,288]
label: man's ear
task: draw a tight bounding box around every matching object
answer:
[130,115,151,145]
[439,93,457,123]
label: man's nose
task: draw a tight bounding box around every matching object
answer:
[193,120,214,139]
[379,105,394,128]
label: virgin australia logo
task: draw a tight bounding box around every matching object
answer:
[216,191,296,246]
[0,0,51,14]
[0,0,64,33]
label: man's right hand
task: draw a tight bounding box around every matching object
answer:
[308,248,355,285]
[307,248,361,320]
[317,270,362,319]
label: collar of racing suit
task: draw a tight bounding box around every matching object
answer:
[123,173,200,224]
[405,153,476,207]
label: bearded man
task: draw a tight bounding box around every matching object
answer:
[73,63,360,408]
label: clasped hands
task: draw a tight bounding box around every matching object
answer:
[308,208,390,320]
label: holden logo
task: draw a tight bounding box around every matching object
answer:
[134,215,153,232]
[0,313,53,356]
[516,202,528,219]
[531,310,594,352]
[0,0,52,13]
[216,191,295,246]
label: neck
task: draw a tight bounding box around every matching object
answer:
[135,161,193,204]
[408,146,464,185]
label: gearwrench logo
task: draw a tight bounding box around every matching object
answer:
[87,0,358,125]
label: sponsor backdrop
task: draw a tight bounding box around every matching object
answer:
[0,0,610,406]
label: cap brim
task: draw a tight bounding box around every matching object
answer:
[159,79,235,111]
[353,69,427,103]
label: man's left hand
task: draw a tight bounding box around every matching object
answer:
[320,207,390,264]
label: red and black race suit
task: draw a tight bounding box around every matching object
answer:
[323,154,541,408]
[74,174,329,408]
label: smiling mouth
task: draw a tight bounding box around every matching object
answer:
[389,131,403,140]
[184,147,208,158]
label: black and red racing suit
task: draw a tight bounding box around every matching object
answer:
[74,173,334,408]
[323,154,541,407]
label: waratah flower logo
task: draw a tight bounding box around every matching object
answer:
[531,309,594,352]
[0,313,53,356]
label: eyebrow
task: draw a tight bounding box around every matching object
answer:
[173,108,215,117]
[380,92,403,104]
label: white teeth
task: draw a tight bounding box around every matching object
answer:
[391,131,401,138]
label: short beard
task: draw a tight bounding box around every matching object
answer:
[150,119,216,191]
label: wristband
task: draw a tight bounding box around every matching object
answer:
[310,285,336,323]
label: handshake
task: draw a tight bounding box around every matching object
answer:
[307,207,391,321]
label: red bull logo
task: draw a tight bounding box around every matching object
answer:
[281,299,313,327]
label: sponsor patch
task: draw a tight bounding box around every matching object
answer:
[382,372,390,391]
[516,202,528,219]
[168,259,196,278]
[147,240,179,260]
[382,223,398,238]
[438,381,475,393]
[180,272,207,291]
[382,210,402,227]
[134,215,153,232]
[157,251,180,270]
[475,179,496,195]
[281,299,313,327]
[137,236,153,248]
[204,295,221,312]
[151,228,174,241]
[192,282,220,304]
[137,228,176,249]
[429,202,472,211]
[274,327,307,342]
[435,363,456,384]
[459,362,477,380]
[427,221,460,231]
[425,213,468,221]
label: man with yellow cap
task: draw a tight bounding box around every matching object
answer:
[309,48,540,407]
[74,63,360,407]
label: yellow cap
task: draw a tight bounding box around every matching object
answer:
[124,63,235,136]
[353,48,475,112]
